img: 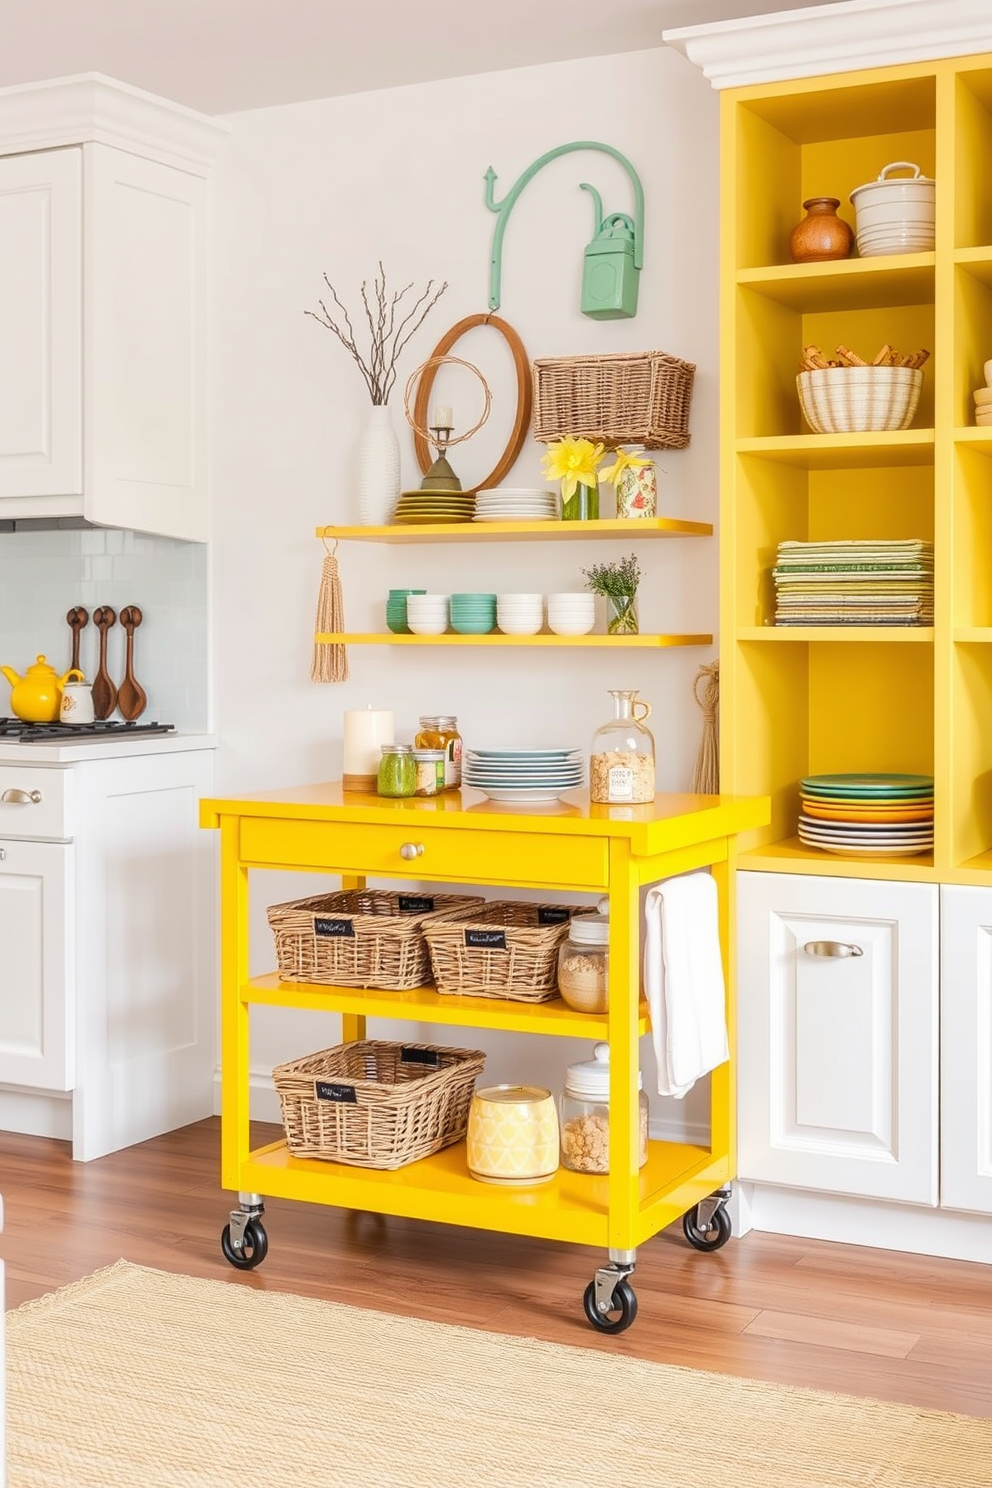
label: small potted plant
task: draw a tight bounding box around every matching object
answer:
[582,552,641,635]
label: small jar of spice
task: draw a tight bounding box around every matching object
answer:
[414,715,462,789]
[377,743,416,798]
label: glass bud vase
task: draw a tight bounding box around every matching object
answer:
[607,593,638,635]
[560,479,599,522]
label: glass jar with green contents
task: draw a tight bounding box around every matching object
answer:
[377,743,416,798]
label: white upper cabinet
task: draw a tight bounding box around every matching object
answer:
[0,75,228,541]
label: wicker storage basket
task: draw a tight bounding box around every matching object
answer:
[532,350,696,450]
[266,890,484,990]
[273,1039,487,1169]
[422,901,594,1003]
[796,366,922,434]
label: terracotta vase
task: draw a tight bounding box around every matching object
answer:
[789,197,854,263]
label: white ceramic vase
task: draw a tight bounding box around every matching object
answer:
[358,404,401,526]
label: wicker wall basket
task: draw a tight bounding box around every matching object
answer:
[531,351,696,450]
[266,890,484,990]
[273,1039,487,1169]
[422,901,594,1003]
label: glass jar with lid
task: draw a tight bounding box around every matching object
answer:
[377,743,416,798]
[411,747,445,797]
[414,715,462,789]
[557,912,609,1014]
[559,1042,648,1174]
[590,689,655,804]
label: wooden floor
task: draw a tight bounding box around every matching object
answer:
[2,1118,990,1419]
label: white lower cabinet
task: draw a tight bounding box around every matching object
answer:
[0,742,215,1160]
[737,872,939,1206]
[939,885,992,1216]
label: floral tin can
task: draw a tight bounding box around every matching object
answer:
[615,450,657,519]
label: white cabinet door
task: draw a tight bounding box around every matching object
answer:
[738,872,938,1205]
[0,839,73,1090]
[0,149,81,500]
[940,885,992,1215]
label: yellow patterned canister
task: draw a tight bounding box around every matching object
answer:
[466,1085,560,1185]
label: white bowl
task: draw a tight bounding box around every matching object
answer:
[547,592,590,602]
[548,617,596,636]
[408,617,449,635]
[497,618,543,635]
[548,603,596,617]
[496,593,543,603]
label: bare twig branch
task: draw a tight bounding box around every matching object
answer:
[306,264,448,406]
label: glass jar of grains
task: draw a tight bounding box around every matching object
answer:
[414,715,462,789]
[590,689,655,804]
[559,1042,648,1174]
[377,743,416,798]
[412,747,445,797]
[557,912,609,1014]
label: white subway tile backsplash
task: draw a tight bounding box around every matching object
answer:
[0,527,208,729]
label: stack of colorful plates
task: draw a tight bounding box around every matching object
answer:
[473,488,558,522]
[464,748,584,803]
[392,490,476,524]
[798,773,934,857]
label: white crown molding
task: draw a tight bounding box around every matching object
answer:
[0,73,230,173]
[663,0,992,89]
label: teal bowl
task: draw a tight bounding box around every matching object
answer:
[450,618,496,635]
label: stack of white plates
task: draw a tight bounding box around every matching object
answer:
[464,748,584,803]
[473,488,558,522]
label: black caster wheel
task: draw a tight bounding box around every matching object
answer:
[682,1203,732,1252]
[583,1277,638,1334]
[221,1218,268,1270]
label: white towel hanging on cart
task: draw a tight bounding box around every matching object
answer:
[643,871,729,1099]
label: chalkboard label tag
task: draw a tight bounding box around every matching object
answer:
[315,918,355,938]
[537,907,570,926]
[400,1047,440,1067]
[315,1081,358,1103]
[465,928,507,950]
[398,895,436,914]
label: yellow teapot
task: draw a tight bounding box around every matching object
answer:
[1,656,85,724]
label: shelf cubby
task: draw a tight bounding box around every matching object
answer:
[954,65,992,249]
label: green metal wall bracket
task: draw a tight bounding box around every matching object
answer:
[483,141,645,320]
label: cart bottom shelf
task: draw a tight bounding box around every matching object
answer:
[228,1138,731,1248]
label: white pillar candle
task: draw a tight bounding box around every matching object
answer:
[343,706,394,778]
[433,404,453,428]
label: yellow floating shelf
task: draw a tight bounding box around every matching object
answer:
[316,632,712,648]
[740,839,939,883]
[738,626,934,643]
[736,432,935,468]
[245,973,650,1039]
[315,517,712,543]
[737,252,935,312]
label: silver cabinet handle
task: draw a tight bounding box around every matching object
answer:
[399,842,425,860]
[1,788,43,805]
[803,940,863,958]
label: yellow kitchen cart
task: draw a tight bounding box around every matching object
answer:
[200,783,767,1332]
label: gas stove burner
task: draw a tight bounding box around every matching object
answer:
[0,718,176,743]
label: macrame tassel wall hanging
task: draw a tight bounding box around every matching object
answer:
[311,538,349,683]
[690,660,719,794]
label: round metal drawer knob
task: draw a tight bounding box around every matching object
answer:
[1,788,43,804]
[399,842,425,860]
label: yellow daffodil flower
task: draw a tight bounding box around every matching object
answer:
[600,448,650,487]
[541,437,605,501]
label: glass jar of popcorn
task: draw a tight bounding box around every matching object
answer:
[590,689,655,804]
[559,1042,648,1175]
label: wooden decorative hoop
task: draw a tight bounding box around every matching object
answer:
[412,313,533,495]
[403,356,492,449]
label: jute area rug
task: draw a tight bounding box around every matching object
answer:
[6,1260,991,1487]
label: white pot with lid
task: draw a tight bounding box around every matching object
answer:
[850,162,935,257]
[559,1042,649,1174]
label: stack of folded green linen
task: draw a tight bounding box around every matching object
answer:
[772,538,934,625]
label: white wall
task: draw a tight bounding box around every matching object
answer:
[210,45,721,1130]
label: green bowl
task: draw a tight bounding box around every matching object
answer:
[450,618,495,635]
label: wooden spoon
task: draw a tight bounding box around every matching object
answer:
[118,607,147,722]
[92,607,118,720]
[66,607,89,676]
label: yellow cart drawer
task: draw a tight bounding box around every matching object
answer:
[239,817,609,889]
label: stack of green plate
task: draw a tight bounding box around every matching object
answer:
[798,773,934,857]
[392,490,476,525]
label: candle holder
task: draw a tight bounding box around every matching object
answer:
[403,355,492,495]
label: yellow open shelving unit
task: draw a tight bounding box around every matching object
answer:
[720,50,992,885]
